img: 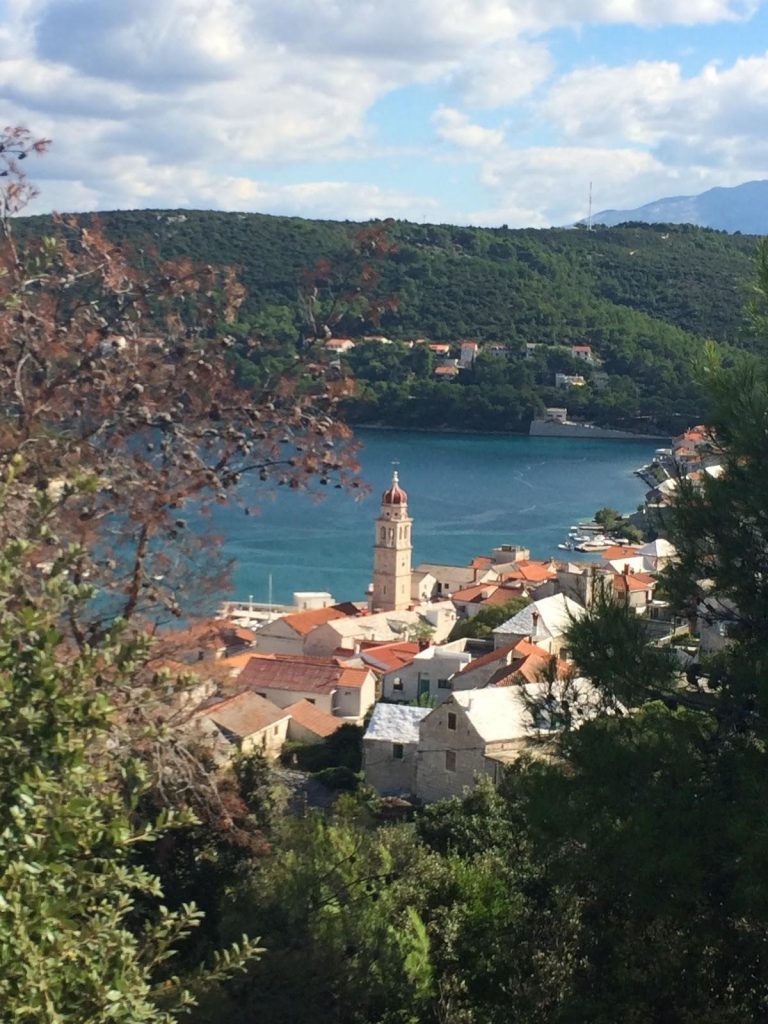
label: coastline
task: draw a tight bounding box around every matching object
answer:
[352,421,668,441]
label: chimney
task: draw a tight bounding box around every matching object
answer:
[531,610,539,637]
[418,638,430,651]
[623,563,630,576]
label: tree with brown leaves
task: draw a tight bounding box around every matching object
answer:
[0,128,362,644]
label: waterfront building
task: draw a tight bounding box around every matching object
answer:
[371,470,413,612]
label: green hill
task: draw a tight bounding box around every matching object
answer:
[15,210,763,434]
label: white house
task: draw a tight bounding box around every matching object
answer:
[492,593,585,655]
[363,703,431,796]
[380,640,473,703]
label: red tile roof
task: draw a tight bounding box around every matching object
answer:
[603,545,640,561]
[359,640,421,672]
[613,572,656,594]
[284,699,344,738]
[280,606,349,637]
[237,654,371,694]
[199,691,288,738]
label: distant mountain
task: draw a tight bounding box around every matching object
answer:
[587,180,768,234]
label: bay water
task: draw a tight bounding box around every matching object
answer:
[207,429,658,607]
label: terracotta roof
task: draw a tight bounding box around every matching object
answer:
[359,640,421,672]
[200,691,288,739]
[280,606,349,636]
[452,641,519,678]
[451,582,499,602]
[507,561,556,582]
[237,655,371,694]
[470,556,493,568]
[284,699,344,738]
[613,572,656,594]
[602,545,640,561]
[158,618,257,652]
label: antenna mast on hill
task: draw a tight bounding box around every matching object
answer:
[587,181,593,231]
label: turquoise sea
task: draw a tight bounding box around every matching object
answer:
[208,429,659,606]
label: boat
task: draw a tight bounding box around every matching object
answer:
[575,534,612,552]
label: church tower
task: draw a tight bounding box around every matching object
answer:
[371,470,412,612]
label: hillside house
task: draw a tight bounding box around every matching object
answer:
[571,344,594,363]
[236,653,376,721]
[363,703,431,796]
[451,638,566,691]
[459,341,479,368]
[254,606,350,656]
[492,593,585,655]
[414,683,592,803]
[380,639,473,703]
[192,691,290,761]
[283,699,345,743]
[303,603,457,657]
[413,561,498,601]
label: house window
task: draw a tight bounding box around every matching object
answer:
[393,677,404,691]
[447,712,457,731]
[445,750,456,772]
[273,725,279,735]
[437,678,451,690]
[392,743,404,760]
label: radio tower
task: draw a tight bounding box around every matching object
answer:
[587,181,593,231]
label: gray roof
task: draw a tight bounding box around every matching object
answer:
[494,593,584,641]
[364,702,430,744]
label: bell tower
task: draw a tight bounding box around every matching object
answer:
[371,470,412,612]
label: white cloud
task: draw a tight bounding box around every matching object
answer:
[433,106,505,149]
[0,0,765,219]
[542,53,768,169]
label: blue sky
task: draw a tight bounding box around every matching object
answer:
[1,0,767,225]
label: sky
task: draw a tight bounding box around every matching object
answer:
[2,0,768,226]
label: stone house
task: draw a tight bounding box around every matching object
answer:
[414,681,596,803]
[414,688,535,803]
[283,699,345,743]
[192,691,290,761]
[363,703,431,796]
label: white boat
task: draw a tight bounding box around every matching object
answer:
[575,535,612,552]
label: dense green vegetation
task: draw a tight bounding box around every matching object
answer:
[16,210,762,434]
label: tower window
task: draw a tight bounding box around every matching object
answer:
[446,750,456,771]
[447,712,457,731]
[392,743,404,760]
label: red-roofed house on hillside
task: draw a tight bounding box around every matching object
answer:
[283,699,345,743]
[612,570,656,612]
[191,691,290,761]
[460,340,479,368]
[324,338,356,353]
[236,653,376,721]
[254,605,350,656]
[451,638,566,691]
[379,639,473,704]
[451,581,530,619]
[571,344,594,363]
[156,619,258,664]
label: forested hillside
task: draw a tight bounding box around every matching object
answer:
[17,210,762,433]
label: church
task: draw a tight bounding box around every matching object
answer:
[370,470,413,612]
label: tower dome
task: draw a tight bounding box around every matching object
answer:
[381,470,407,506]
